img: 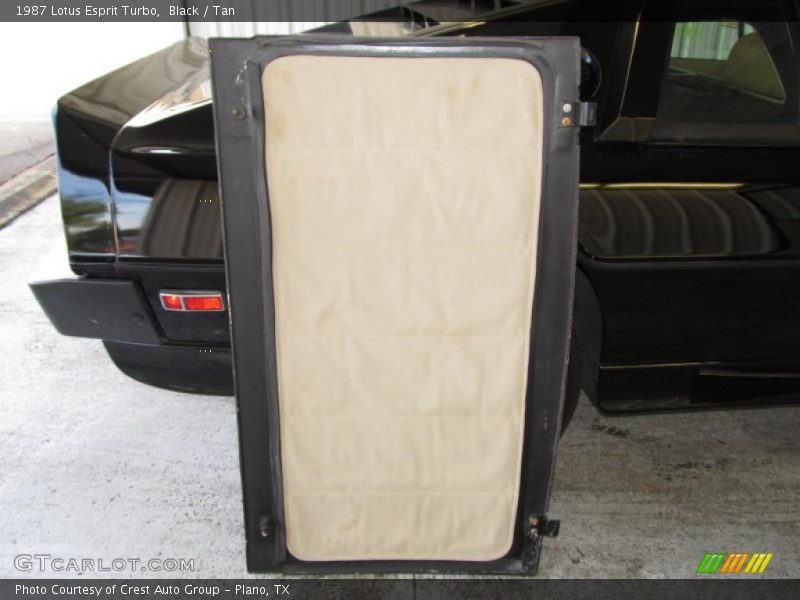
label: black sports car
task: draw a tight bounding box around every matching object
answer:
[31,0,800,428]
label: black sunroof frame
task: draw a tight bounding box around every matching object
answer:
[210,34,580,574]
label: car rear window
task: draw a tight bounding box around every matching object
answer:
[657,20,797,126]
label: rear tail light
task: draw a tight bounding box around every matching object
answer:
[159,291,225,312]
[160,293,183,311]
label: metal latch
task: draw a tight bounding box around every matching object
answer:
[529,515,561,538]
[521,514,561,572]
[560,102,597,128]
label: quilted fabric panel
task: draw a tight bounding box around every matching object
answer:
[263,55,543,561]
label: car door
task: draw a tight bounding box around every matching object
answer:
[210,35,581,574]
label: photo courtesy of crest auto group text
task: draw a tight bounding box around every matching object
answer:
[0,0,798,599]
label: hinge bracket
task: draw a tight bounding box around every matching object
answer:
[529,515,561,538]
[560,101,597,128]
[520,514,560,572]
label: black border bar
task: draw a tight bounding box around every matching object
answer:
[3,579,799,600]
[3,0,796,23]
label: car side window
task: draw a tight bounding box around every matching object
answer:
[656,20,798,127]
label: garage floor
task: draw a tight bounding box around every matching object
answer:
[0,121,54,187]
[1,196,798,579]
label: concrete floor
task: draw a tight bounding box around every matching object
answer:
[0,121,54,186]
[1,196,799,579]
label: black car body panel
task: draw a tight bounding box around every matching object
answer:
[33,0,800,412]
[56,38,212,261]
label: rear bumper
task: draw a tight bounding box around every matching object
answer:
[104,340,233,395]
[29,239,160,344]
[30,247,233,395]
[30,277,161,344]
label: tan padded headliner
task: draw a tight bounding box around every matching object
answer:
[263,55,544,561]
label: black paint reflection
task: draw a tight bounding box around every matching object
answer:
[53,38,210,261]
[133,178,222,259]
[579,185,800,260]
